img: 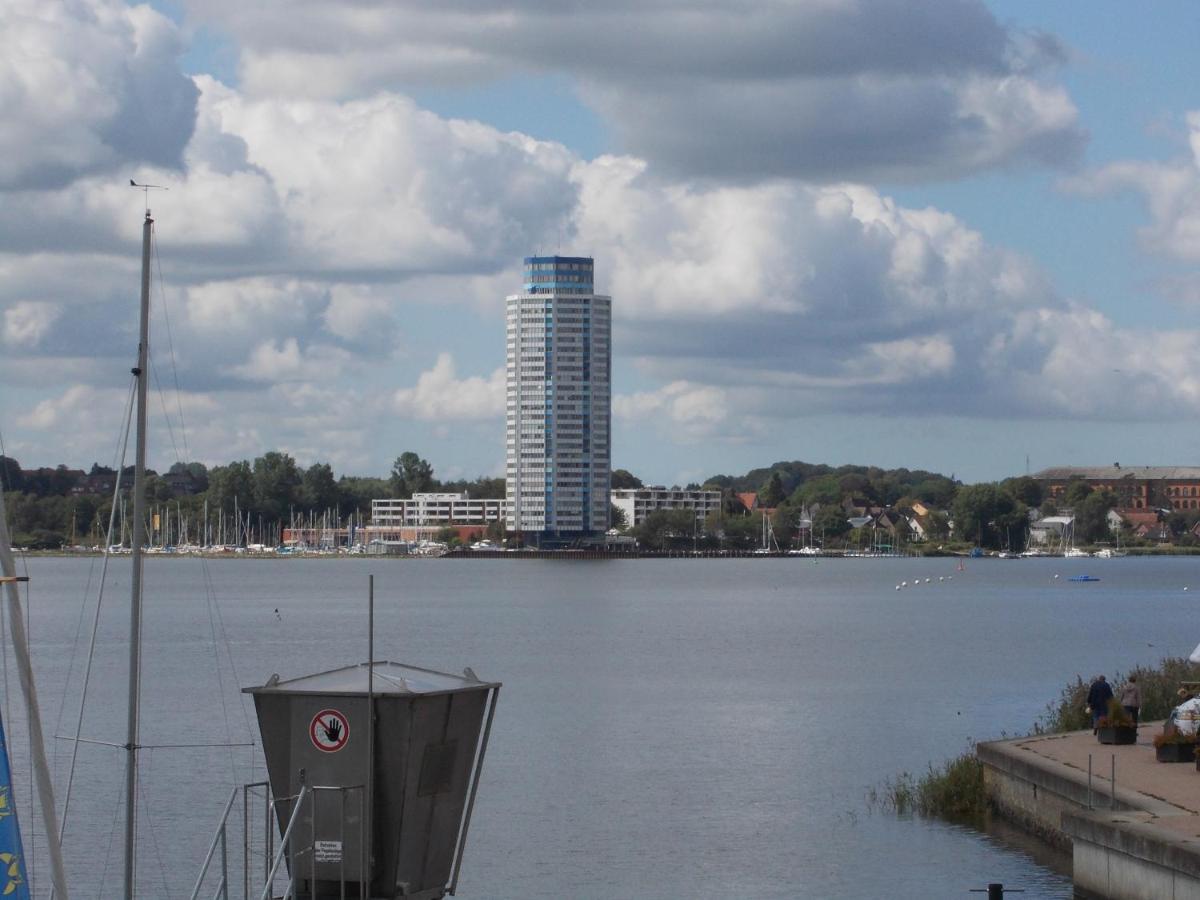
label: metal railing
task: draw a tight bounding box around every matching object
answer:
[193,775,369,900]
[189,788,238,900]
[260,783,310,900]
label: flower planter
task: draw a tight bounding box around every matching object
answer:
[1097,725,1137,745]
[1155,742,1197,763]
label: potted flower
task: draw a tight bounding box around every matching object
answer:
[1154,729,1198,762]
[1096,700,1137,745]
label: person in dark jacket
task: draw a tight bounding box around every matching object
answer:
[1087,675,1114,732]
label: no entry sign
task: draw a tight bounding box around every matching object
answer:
[309,708,350,752]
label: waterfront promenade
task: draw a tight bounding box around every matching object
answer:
[980,725,1200,898]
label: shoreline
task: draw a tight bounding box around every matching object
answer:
[11,547,1200,560]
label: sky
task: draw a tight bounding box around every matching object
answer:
[2,1,1200,488]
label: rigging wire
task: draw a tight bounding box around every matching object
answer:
[202,567,239,786]
[151,221,190,461]
[148,354,183,465]
[55,375,137,854]
[138,750,172,899]
[98,745,126,900]
[200,558,259,784]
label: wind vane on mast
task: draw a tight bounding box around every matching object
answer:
[129,178,167,215]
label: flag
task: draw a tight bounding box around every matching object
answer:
[0,715,30,899]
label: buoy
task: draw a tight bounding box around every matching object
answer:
[1185,586,1190,592]
[901,581,907,587]
[895,585,901,590]
[1054,574,1060,579]
[925,578,931,583]
[938,576,944,582]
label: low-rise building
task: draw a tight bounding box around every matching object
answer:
[368,492,509,543]
[611,487,722,528]
[1029,515,1074,547]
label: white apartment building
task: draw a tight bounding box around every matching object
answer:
[371,493,509,527]
[611,487,722,528]
[506,256,611,542]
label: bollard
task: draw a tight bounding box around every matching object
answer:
[1111,754,1116,810]
[1087,754,1093,810]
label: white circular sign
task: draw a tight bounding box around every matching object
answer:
[309,708,350,752]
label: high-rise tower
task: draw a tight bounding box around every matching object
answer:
[505,256,611,543]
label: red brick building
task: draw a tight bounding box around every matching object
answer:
[1034,465,1200,511]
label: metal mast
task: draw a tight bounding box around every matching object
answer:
[124,206,153,899]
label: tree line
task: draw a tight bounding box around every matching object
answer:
[5,450,1193,552]
[0,450,500,549]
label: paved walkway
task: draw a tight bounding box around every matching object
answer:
[1011,723,1200,837]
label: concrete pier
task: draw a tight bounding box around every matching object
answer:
[979,726,1200,899]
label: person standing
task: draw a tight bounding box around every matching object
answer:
[1119,675,1141,728]
[1087,675,1114,732]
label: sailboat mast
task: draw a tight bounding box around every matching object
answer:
[123,208,152,900]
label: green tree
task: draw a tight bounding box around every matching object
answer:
[719,514,761,550]
[951,483,1022,549]
[1004,476,1043,509]
[796,474,843,507]
[1063,478,1093,507]
[811,505,851,542]
[759,472,785,507]
[770,502,802,544]
[611,469,643,489]
[336,476,390,516]
[169,460,210,492]
[1075,490,1118,543]
[610,503,628,530]
[301,462,340,510]
[208,461,255,514]
[390,452,435,498]
[634,509,698,550]
[0,456,24,492]
[252,451,302,521]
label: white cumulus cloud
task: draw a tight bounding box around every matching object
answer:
[3,301,60,347]
[393,353,505,421]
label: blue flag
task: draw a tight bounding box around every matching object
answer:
[0,714,30,900]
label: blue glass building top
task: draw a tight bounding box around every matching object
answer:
[524,255,594,294]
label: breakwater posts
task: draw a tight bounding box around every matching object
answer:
[978,730,1200,899]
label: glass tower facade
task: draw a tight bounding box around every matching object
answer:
[506,256,611,541]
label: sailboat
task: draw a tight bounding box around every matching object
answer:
[103,198,498,898]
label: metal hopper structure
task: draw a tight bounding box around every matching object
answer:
[244,661,500,899]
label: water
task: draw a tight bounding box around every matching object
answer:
[7,554,1199,898]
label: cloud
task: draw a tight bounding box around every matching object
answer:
[393,353,505,420]
[3,0,1200,477]
[614,381,734,440]
[0,0,198,189]
[182,0,1084,182]
[1062,111,1200,263]
[3,301,61,347]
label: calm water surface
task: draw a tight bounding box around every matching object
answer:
[8,554,1200,898]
